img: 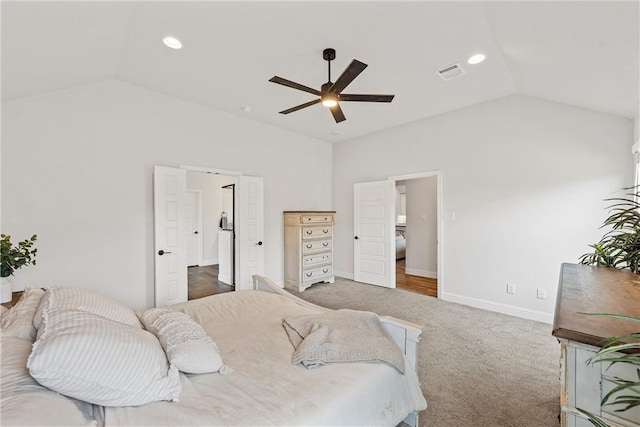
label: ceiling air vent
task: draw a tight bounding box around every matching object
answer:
[437,63,466,81]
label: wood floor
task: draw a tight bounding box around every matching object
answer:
[395,259,438,297]
[188,260,437,300]
[188,265,234,300]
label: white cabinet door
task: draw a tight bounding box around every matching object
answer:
[235,176,264,290]
[354,180,395,288]
[153,166,188,306]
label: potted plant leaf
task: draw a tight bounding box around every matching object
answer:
[0,234,37,303]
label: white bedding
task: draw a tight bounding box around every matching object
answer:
[105,291,427,426]
[1,288,426,427]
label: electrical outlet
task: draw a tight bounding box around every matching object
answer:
[537,288,546,299]
[506,283,516,294]
[443,212,456,221]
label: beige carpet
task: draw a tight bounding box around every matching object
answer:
[288,277,560,427]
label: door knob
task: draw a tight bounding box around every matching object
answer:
[354,236,359,240]
[158,250,172,256]
[194,231,198,234]
[257,241,263,246]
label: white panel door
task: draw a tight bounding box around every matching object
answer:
[154,166,188,306]
[354,180,396,288]
[236,176,264,290]
[185,190,201,267]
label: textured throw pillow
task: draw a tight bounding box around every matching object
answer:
[33,286,141,330]
[28,308,182,407]
[138,308,228,375]
[0,287,45,341]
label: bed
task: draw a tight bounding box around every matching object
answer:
[0,275,427,427]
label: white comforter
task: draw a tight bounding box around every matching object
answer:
[105,290,427,426]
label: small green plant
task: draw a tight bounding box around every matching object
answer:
[578,314,640,426]
[580,187,640,273]
[0,234,37,278]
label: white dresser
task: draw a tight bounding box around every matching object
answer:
[553,264,640,427]
[284,211,336,292]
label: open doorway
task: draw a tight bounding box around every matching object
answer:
[390,171,441,298]
[154,165,264,307]
[186,171,236,300]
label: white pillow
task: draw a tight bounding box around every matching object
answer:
[138,308,228,375]
[33,286,141,330]
[1,287,45,341]
[28,308,181,407]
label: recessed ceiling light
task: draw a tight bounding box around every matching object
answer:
[467,53,486,65]
[163,36,182,50]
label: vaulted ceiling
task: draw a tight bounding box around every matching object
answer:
[2,1,638,142]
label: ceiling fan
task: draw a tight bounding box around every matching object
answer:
[269,48,395,123]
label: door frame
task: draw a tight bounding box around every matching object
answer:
[178,165,265,293]
[185,189,203,267]
[388,170,443,298]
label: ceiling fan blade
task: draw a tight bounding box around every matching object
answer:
[269,76,321,96]
[329,104,346,123]
[279,99,321,115]
[329,60,368,94]
[339,94,395,103]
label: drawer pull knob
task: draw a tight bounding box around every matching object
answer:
[306,244,312,249]
[306,273,313,277]
[323,243,329,247]
[323,269,328,273]
[306,230,312,234]
[323,229,329,233]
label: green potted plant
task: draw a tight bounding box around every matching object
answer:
[578,187,640,425]
[580,186,640,272]
[0,234,37,303]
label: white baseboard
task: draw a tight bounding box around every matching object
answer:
[404,268,437,279]
[337,269,437,281]
[440,292,553,324]
[334,271,354,280]
[200,258,219,266]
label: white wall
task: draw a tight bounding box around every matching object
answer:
[405,176,437,278]
[333,95,634,323]
[1,79,333,310]
[186,172,235,265]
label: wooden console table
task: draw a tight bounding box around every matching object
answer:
[552,263,640,427]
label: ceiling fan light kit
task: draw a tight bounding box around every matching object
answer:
[268,48,395,123]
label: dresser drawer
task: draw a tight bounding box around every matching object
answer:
[302,265,333,283]
[302,239,332,253]
[302,252,332,267]
[301,214,333,224]
[302,226,332,240]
